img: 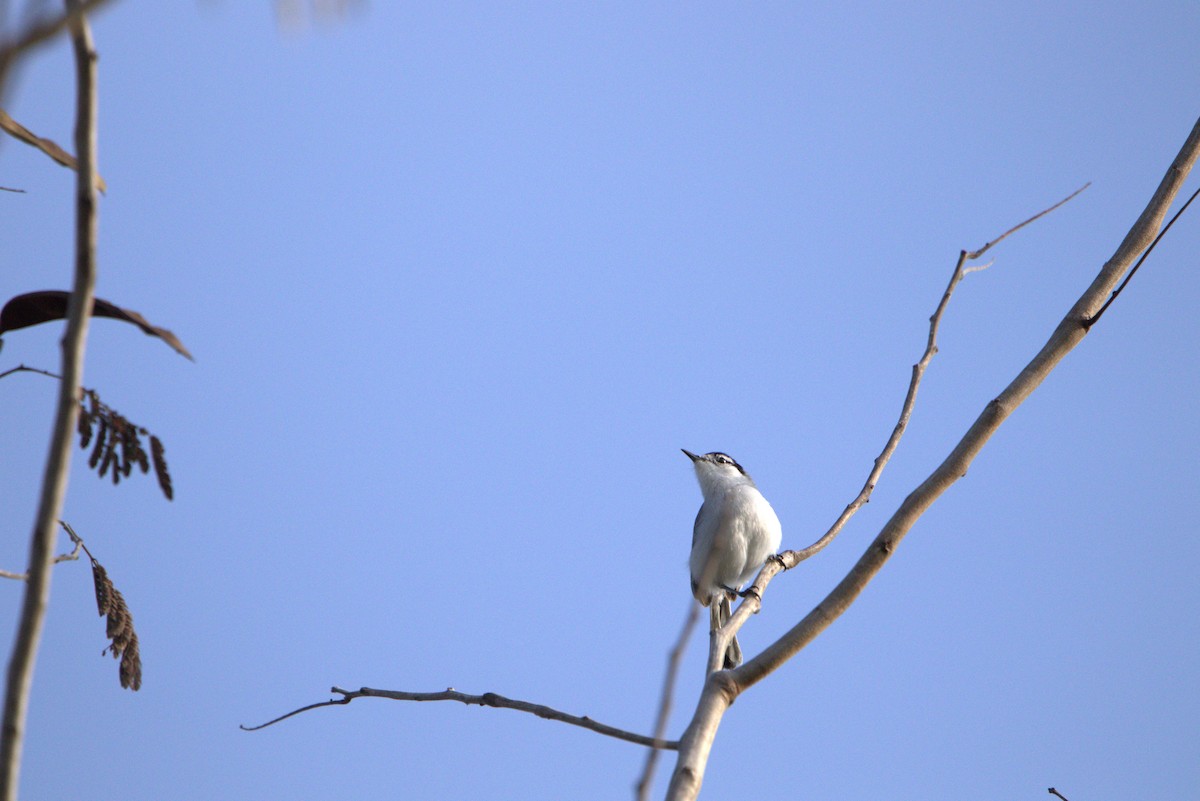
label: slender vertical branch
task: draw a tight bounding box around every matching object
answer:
[0,6,98,800]
[634,604,698,801]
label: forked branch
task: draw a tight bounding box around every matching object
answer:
[665,118,1200,801]
[705,182,1091,675]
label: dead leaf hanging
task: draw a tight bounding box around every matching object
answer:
[0,290,192,360]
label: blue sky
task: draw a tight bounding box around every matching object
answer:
[2,3,1198,799]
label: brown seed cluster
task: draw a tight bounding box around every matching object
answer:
[77,388,173,500]
[90,559,142,691]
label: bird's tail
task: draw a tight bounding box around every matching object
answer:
[710,594,742,669]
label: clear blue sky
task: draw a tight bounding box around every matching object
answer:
[2,3,1198,799]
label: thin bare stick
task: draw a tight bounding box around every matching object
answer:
[784,182,1090,571]
[1048,789,1071,801]
[966,182,1090,259]
[635,603,699,801]
[664,121,1200,801]
[0,6,98,799]
[242,686,680,750]
[703,185,1092,674]
[0,364,65,382]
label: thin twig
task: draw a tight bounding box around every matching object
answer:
[966,183,1090,259]
[1048,789,1071,801]
[242,686,680,750]
[1084,184,1200,329]
[0,0,114,101]
[665,122,1200,801]
[783,182,1090,570]
[635,603,699,801]
[0,364,64,382]
[677,184,1094,734]
[0,186,26,193]
[0,524,81,581]
[0,6,98,799]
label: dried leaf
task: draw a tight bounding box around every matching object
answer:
[87,415,108,470]
[75,388,174,499]
[119,633,142,691]
[0,109,107,193]
[77,396,94,447]
[0,291,192,360]
[91,560,112,616]
[150,435,173,501]
[78,533,143,691]
[105,588,129,643]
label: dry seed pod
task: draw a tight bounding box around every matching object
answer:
[77,396,94,447]
[119,634,142,691]
[88,415,108,469]
[150,435,173,500]
[91,560,112,617]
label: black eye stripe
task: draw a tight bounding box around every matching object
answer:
[706,452,745,473]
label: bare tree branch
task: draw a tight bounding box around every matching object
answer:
[790,182,1090,570]
[0,5,98,798]
[666,118,1200,801]
[242,686,680,750]
[700,183,1092,678]
[1048,789,1071,801]
[635,603,698,801]
[1084,184,1200,329]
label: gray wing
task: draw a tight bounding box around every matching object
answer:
[690,501,715,601]
[691,501,712,550]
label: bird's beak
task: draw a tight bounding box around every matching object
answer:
[681,449,700,462]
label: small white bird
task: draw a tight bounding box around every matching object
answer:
[683,449,783,669]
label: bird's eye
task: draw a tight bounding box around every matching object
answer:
[716,455,730,464]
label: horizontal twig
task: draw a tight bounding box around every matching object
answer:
[242,686,680,750]
[0,364,64,382]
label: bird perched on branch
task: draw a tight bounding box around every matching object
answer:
[683,449,782,670]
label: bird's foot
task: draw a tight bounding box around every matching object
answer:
[736,586,761,602]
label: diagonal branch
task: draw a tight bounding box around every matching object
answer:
[792,182,1090,568]
[0,110,107,192]
[1084,184,1200,328]
[666,117,1200,801]
[242,686,680,750]
[0,6,99,799]
[704,184,1091,675]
